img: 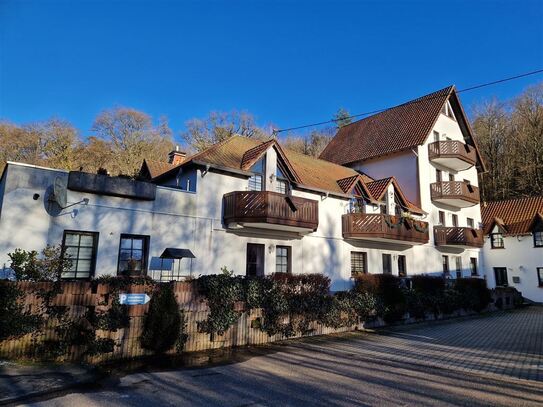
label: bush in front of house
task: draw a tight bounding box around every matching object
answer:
[141,283,187,353]
[353,273,407,322]
[454,278,492,312]
[7,246,72,282]
[0,281,43,341]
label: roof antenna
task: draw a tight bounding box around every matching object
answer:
[271,129,278,139]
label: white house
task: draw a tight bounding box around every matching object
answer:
[481,196,543,302]
[0,86,489,291]
[321,85,486,281]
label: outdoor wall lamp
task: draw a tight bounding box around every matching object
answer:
[269,174,276,183]
[268,244,275,254]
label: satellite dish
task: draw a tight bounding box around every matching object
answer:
[52,177,67,208]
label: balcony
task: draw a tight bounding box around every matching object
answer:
[68,171,156,200]
[342,213,429,245]
[428,140,477,171]
[223,191,319,234]
[430,181,479,208]
[434,226,484,248]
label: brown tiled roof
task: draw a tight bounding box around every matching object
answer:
[366,177,393,201]
[240,140,275,170]
[336,175,359,193]
[366,176,424,215]
[482,196,543,236]
[141,159,177,179]
[320,86,455,165]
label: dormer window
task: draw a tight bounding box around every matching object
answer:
[248,157,265,191]
[441,101,456,120]
[275,162,289,194]
[490,233,504,249]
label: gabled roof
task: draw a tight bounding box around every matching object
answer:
[319,86,486,171]
[336,174,374,202]
[240,139,302,183]
[140,159,177,179]
[366,176,425,215]
[482,196,543,235]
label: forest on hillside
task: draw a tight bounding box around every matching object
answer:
[1,83,541,202]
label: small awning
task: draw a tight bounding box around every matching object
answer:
[159,248,196,259]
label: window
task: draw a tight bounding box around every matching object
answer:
[442,255,450,276]
[448,173,455,182]
[349,197,366,214]
[455,257,462,279]
[436,169,442,182]
[118,234,149,277]
[452,214,458,227]
[382,254,392,274]
[534,231,543,247]
[490,233,504,249]
[398,255,407,277]
[246,243,265,277]
[276,246,291,273]
[61,231,99,279]
[494,267,508,287]
[433,130,440,142]
[470,257,478,276]
[351,252,367,276]
[538,268,543,287]
[467,218,474,228]
[275,163,289,194]
[441,101,456,120]
[439,211,446,226]
[248,158,265,191]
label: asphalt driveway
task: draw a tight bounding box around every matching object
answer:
[23,307,543,407]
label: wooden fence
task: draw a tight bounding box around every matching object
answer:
[0,281,356,363]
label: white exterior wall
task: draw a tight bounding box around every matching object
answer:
[352,151,419,206]
[482,226,543,302]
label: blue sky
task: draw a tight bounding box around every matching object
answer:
[1,0,542,140]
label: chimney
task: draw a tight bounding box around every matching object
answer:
[168,146,186,166]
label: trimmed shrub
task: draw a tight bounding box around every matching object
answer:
[354,274,406,322]
[411,275,445,295]
[0,281,42,340]
[141,283,185,353]
[454,278,491,312]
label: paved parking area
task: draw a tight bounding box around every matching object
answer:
[24,307,543,407]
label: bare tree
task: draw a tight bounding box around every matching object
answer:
[92,107,173,176]
[181,110,270,152]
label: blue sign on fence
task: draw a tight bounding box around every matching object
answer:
[119,293,151,305]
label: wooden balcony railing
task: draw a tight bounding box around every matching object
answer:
[428,140,477,168]
[430,181,480,206]
[434,226,484,248]
[342,213,429,244]
[223,191,319,231]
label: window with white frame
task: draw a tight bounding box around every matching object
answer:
[490,233,504,249]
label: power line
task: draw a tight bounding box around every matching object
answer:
[273,68,543,135]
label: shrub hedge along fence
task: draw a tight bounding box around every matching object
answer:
[0,266,514,364]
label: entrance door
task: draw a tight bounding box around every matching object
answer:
[382,254,392,274]
[494,267,508,287]
[246,243,265,277]
[398,255,407,277]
